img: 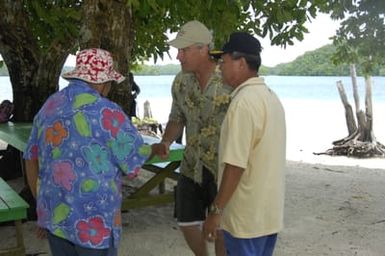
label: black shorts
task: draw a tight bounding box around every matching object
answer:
[174,167,217,225]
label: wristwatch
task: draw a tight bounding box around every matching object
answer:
[209,203,223,215]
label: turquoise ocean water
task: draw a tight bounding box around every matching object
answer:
[1,75,384,123]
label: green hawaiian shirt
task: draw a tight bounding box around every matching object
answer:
[169,70,232,183]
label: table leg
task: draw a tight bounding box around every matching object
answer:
[121,161,180,210]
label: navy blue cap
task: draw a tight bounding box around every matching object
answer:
[210,32,262,57]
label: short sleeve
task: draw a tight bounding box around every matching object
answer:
[220,99,264,169]
[168,73,186,124]
[23,116,40,160]
[108,111,149,178]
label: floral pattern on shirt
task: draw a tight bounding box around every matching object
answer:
[169,70,232,183]
[110,131,135,161]
[102,108,125,137]
[76,216,111,246]
[52,161,76,191]
[42,93,66,116]
[82,144,112,174]
[45,121,68,146]
[23,79,149,249]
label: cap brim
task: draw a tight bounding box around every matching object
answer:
[209,50,224,58]
[167,38,196,49]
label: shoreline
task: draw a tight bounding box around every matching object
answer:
[2,98,385,169]
[134,98,385,170]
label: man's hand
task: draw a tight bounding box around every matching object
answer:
[203,213,221,242]
[150,142,170,160]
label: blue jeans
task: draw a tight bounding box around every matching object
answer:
[223,231,278,256]
[47,232,117,256]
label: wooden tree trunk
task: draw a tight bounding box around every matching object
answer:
[336,81,357,135]
[79,0,135,115]
[363,75,375,142]
[350,64,361,115]
[0,0,75,121]
[316,65,385,158]
[5,54,66,121]
[349,64,366,141]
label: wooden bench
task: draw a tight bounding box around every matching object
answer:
[0,177,29,256]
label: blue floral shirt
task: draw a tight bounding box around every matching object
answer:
[23,79,149,249]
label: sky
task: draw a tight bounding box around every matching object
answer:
[1,13,339,68]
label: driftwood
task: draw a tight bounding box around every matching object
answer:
[315,65,385,158]
[316,134,385,158]
[143,100,153,119]
[336,81,356,135]
[132,101,163,138]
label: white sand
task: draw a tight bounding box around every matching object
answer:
[1,100,385,255]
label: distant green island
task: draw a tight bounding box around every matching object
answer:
[1,45,384,77]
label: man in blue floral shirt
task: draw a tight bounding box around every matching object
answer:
[23,48,150,256]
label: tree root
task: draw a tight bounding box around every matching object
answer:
[314,140,385,158]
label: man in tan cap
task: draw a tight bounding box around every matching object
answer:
[152,20,232,255]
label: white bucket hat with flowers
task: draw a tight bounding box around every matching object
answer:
[62,48,125,84]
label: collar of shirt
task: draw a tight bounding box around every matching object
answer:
[230,76,265,99]
[68,79,101,95]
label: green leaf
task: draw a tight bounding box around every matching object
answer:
[73,93,97,109]
[73,112,91,137]
[52,203,71,225]
[53,228,66,239]
[81,179,99,193]
[52,147,61,159]
[139,144,151,156]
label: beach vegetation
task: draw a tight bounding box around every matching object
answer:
[1,0,343,122]
[315,0,385,158]
[1,44,384,77]
[266,45,383,76]
[132,45,383,76]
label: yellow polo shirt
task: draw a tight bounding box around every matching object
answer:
[218,77,286,238]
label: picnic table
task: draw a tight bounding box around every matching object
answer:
[0,177,29,256]
[0,122,184,210]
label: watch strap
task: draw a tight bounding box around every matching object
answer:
[209,203,223,215]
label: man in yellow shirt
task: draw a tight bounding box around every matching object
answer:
[203,32,286,256]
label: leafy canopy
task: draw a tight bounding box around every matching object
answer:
[331,0,385,75]
[23,0,81,52]
[24,0,335,64]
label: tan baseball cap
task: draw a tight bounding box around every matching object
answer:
[167,20,213,49]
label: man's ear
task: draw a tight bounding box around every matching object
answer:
[239,57,248,69]
[200,45,209,55]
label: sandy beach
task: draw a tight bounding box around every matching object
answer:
[1,99,385,255]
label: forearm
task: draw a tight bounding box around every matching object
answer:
[25,159,39,198]
[161,120,184,146]
[213,163,244,210]
[203,163,244,241]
